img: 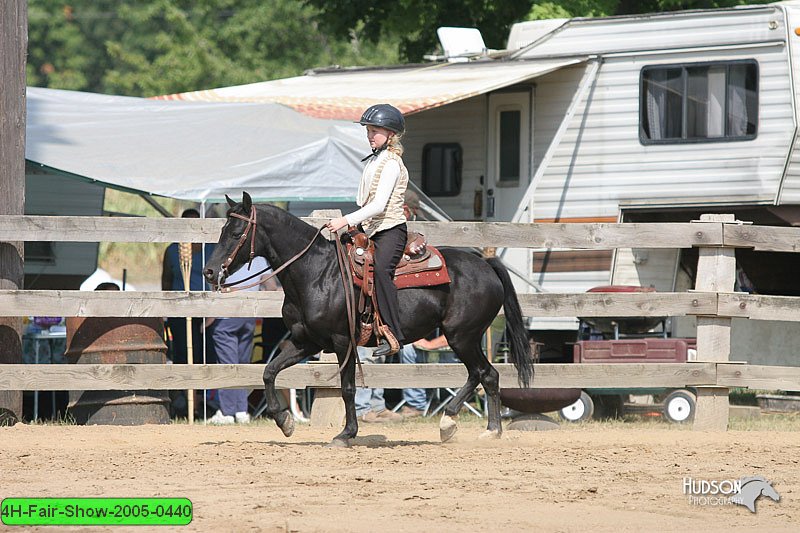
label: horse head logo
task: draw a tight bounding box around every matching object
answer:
[729,476,780,513]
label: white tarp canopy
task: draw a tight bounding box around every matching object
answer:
[25,87,370,202]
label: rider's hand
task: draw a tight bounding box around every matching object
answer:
[326,216,349,233]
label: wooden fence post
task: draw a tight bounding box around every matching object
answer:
[306,210,345,428]
[308,352,345,428]
[0,0,28,425]
[692,214,736,431]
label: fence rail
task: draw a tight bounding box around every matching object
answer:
[4,214,800,431]
[0,290,716,318]
[6,290,800,323]
[1,215,723,248]
[0,362,797,393]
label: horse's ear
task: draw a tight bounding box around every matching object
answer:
[225,194,236,208]
[242,191,252,211]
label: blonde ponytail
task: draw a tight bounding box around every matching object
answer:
[387,133,404,156]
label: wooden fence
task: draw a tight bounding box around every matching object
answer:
[2,213,800,431]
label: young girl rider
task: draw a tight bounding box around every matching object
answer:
[326,104,408,357]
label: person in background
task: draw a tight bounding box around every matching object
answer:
[397,343,427,418]
[354,346,404,423]
[161,208,216,366]
[208,256,271,425]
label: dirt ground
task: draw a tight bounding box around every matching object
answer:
[1,417,798,532]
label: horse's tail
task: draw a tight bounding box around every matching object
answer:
[486,257,533,388]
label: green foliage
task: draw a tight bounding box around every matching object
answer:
[527,1,617,20]
[308,0,775,62]
[27,0,399,96]
[613,1,772,15]
[27,1,91,89]
[306,0,536,62]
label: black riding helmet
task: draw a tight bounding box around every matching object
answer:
[359,104,405,134]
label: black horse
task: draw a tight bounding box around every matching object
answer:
[204,192,532,446]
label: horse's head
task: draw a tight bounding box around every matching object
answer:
[759,481,781,502]
[203,191,256,289]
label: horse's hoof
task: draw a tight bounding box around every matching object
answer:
[439,415,458,443]
[276,411,295,437]
[326,438,351,448]
[478,429,501,440]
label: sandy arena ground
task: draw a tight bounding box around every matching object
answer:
[1,417,798,532]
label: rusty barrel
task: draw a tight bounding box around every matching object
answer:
[65,317,170,425]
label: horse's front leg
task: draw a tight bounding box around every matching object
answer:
[263,340,319,437]
[328,337,359,448]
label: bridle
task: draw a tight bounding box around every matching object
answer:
[218,205,259,287]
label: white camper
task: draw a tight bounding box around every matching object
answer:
[159,2,800,365]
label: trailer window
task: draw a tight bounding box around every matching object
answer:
[640,61,757,143]
[498,110,521,182]
[421,143,462,197]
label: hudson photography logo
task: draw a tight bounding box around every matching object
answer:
[683,476,781,512]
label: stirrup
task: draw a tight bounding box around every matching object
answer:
[373,339,398,357]
[374,325,400,356]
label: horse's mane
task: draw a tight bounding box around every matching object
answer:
[256,204,319,238]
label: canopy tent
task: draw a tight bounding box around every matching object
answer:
[25,87,370,202]
[156,57,584,120]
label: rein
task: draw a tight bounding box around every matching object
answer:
[333,230,364,386]
[214,207,363,384]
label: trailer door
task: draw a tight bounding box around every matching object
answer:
[487,91,531,221]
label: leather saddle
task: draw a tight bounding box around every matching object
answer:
[343,228,451,293]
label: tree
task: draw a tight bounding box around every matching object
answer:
[27,1,93,89]
[308,0,774,62]
[27,0,400,97]
[306,0,536,62]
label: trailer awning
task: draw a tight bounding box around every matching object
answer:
[156,57,585,120]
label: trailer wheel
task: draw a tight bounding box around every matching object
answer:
[559,391,594,422]
[663,389,696,423]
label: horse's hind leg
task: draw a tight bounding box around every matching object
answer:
[478,362,503,439]
[263,341,319,437]
[443,340,503,441]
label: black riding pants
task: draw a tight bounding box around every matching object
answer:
[370,223,407,344]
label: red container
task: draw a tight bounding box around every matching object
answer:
[573,338,696,364]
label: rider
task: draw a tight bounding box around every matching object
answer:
[326,104,408,357]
